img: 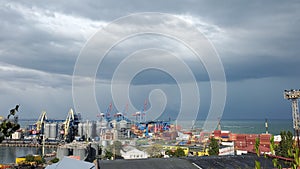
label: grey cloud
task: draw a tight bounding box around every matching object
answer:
[1,0,300,120]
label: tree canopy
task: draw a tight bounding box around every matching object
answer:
[208,137,219,156]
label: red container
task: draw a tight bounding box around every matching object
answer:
[235,141,247,148]
[230,133,237,141]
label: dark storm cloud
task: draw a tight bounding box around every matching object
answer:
[1,0,300,119]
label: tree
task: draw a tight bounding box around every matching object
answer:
[107,141,123,158]
[104,150,114,160]
[50,158,59,164]
[275,131,294,158]
[165,147,186,157]
[208,137,219,156]
[146,144,163,158]
[174,147,185,157]
[0,105,21,143]
[25,154,35,162]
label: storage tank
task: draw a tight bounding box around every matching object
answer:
[78,123,83,137]
[87,122,96,139]
[44,123,50,139]
[56,147,69,160]
[73,147,87,160]
[82,122,88,138]
[49,123,58,139]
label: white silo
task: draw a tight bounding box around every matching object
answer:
[44,123,50,139]
[49,123,58,139]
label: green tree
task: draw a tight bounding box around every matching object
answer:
[165,149,174,157]
[106,141,123,159]
[275,131,293,158]
[104,150,114,160]
[50,158,59,163]
[0,105,21,143]
[174,147,185,157]
[25,154,35,162]
[146,144,163,158]
[165,148,186,157]
[208,137,219,156]
[107,140,123,157]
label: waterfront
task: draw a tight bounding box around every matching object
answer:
[0,146,56,164]
[0,119,293,164]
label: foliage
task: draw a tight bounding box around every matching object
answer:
[165,147,185,157]
[255,160,261,169]
[25,155,35,162]
[50,158,59,164]
[25,154,43,164]
[0,105,21,143]
[270,135,275,155]
[275,131,294,158]
[254,137,261,168]
[208,137,219,156]
[104,150,114,160]
[146,144,163,158]
[255,137,260,157]
[107,140,123,158]
[255,131,300,169]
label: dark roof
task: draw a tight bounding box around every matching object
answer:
[99,158,195,169]
[98,155,290,169]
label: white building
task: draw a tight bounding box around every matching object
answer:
[219,142,235,156]
[121,146,148,159]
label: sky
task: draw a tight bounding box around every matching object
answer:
[0,0,300,122]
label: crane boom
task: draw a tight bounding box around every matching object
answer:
[36,111,47,132]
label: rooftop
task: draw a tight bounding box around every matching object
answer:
[98,155,290,169]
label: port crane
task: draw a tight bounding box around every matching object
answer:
[132,99,148,123]
[36,111,47,133]
[60,108,79,143]
[30,111,47,136]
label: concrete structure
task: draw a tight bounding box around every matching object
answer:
[121,146,148,159]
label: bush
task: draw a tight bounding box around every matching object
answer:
[50,158,59,163]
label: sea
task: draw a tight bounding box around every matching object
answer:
[0,119,293,164]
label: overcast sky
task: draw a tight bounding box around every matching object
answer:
[0,0,300,121]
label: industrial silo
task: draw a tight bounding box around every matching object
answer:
[78,123,83,137]
[49,123,58,139]
[44,123,50,139]
[82,122,88,138]
[87,122,96,139]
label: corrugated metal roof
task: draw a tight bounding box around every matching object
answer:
[98,155,290,169]
[46,157,95,169]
